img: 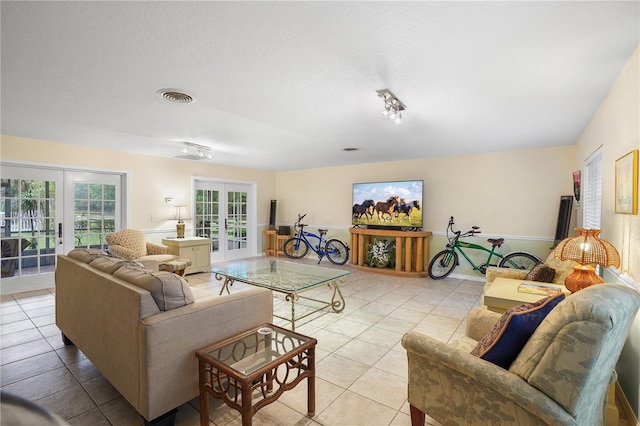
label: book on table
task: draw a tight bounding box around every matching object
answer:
[518,282,562,296]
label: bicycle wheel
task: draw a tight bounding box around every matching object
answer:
[428,250,458,279]
[498,252,540,270]
[283,238,309,259]
[325,239,349,265]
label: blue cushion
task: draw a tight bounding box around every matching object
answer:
[471,293,565,369]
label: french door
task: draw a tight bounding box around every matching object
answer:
[63,172,122,253]
[0,164,123,294]
[193,181,254,262]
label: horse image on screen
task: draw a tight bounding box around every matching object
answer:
[352,180,423,228]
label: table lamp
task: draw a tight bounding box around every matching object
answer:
[553,228,620,293]
[170,205,191,238]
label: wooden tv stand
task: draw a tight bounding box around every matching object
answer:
[349,228,432,277]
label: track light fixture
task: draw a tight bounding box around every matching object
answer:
[377,89,406,126]
[177,142,213,160]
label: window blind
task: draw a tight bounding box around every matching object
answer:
[583,147,603,229]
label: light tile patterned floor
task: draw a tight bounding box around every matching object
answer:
[0,258,634,425]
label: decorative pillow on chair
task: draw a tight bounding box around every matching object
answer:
[525,262,556,283]
[470,293,565,369]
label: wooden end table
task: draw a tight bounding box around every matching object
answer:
[484,277,570,313]
[195,324,317,426]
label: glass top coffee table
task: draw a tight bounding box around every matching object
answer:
[195,323,317,426]
[213,258,349,330]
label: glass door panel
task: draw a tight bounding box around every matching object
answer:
[0,166,63,294]
[227,189,248,251]
[73,182,116,249]
[1,177,58,277]
[64,172,122,254]
[195,187,220,255]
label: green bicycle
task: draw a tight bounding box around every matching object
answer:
[428,216,540,279]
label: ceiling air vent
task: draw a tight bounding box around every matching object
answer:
[157,89,194,104]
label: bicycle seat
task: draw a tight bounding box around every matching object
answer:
[318,229,328,235]
[487,238,504,247]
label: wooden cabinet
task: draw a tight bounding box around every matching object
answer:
[264,229,290,257]
[349,228,432,277]
[162,237,211,275]
[264,230,277,256]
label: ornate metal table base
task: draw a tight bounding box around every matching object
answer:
[217,273,346,331]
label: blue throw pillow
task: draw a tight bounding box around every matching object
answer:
[470,293,565,369]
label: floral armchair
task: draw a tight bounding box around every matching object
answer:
[402,284,640,426]
[106,229,177,267]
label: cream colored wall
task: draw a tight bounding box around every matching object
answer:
[575,45,639,280]
[0,135,277,245]
[574,44,640,417]
[276,145,576,257]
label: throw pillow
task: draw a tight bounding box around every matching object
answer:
[89,255,145,275]
[525,262,556,283]
[67,248,108,263]
[470,293,565,369]
[114,266,194,311]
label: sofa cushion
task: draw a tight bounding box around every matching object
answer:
[470,293,565,369]
[525,262,556,283]
[89,255,146,275]
[67,248,108,263]
[544,252,578,284]
[140,254,181,264]
[114,265,194,311]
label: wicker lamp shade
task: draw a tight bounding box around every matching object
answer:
[554,228,620,292]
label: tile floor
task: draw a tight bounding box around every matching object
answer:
[0,258,634,425]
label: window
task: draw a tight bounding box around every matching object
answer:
[583,147,603,229]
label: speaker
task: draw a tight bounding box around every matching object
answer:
[269,200,277,230]
[552,195,573,249]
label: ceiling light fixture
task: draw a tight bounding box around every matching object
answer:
[175,142,213,160]
[377,89,406,126]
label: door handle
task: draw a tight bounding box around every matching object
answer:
[225,219,228,230]
[58,223,63,244]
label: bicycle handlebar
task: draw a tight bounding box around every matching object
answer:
[448,216,481,238]
[295,213,308,228]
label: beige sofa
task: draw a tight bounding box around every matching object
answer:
[55,250,273,424]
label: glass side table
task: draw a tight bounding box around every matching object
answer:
[195,324,317,426]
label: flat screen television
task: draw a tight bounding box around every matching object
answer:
[352,180,423,229]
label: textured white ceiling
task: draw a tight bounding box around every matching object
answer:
[2,1,638,171]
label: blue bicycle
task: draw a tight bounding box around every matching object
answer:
[283,214,350,265]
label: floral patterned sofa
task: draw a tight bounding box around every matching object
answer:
[402,284,640,425]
